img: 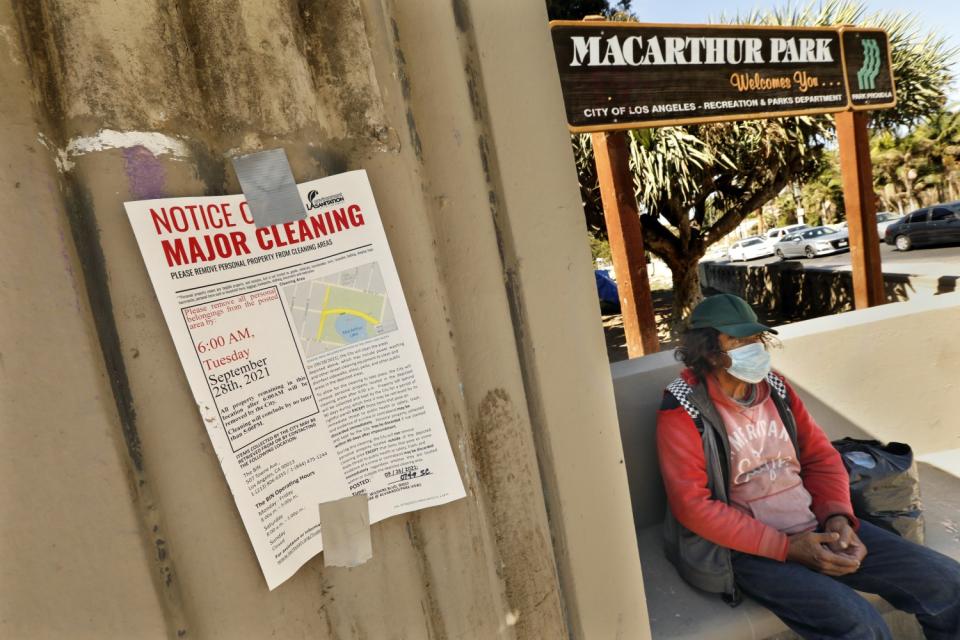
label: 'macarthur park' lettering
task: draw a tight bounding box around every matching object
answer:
[569,35,834,67]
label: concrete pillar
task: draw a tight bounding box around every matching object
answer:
[0,0,171,637]
[460,2,650,635]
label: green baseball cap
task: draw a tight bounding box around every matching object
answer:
[687,294,777,337]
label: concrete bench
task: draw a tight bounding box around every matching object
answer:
[612,351,960,639]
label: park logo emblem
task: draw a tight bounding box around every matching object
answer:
[857,39,882,91]
[840,28,896,110]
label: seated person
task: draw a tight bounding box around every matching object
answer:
[657,294,960,639]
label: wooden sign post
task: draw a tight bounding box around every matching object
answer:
[549,20,898,357]
[837,27,896,308]
[592,130,660,355]
[836,111,885,307]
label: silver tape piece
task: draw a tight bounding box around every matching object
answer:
[231,148,307,228]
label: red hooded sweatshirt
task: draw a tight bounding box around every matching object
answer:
[657,369,857,561]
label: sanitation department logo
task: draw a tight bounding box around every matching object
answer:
[305,190,345,211]
[857,39,881,90]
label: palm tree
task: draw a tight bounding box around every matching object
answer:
[872,109,960,211]
[916,109,960,202]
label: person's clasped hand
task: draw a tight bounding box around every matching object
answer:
[824,514,868,564]
[787,516,868,576]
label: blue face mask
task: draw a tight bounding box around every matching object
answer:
[725,342,771,384]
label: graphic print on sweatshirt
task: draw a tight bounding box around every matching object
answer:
[707,377,818,535]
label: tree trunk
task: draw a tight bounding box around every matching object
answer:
[822,202,836,224]
[669,260,703,334]
[903,176,919,211]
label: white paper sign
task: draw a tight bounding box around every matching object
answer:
[125,170,465,589]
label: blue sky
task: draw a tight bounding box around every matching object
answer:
[627,0,959,105]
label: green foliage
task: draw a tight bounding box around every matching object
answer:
[545,0,611,21]
[871,108,960,212]
[807,154,845,223]
[588,233,612,262]
[771,152,845,226]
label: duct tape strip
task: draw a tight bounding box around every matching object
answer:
[231,148,307,228]
[317,495,372,568]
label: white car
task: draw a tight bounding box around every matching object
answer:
[763,224,810,249]
[699,247,728,263]
[727,236,774,261]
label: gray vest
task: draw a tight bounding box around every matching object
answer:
[662,372,798,605]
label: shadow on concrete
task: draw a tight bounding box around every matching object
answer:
[937,276,958,295]
[788,380,872,441]
[602,289,676,363]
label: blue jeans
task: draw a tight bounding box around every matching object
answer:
[732,521,960,639]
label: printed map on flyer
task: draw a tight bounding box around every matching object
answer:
[125,169,465,589]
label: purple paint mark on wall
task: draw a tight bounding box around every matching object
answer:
[123,145,166,200]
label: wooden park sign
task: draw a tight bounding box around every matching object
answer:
[548,20,896,357]
[550,22,895,131]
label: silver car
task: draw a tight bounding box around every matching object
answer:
[774,226,850,259]
[876,212,903,238]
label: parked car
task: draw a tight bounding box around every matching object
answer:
[763,224,810,249]
[727,236,774,261]
[699,246,728,262]
[834,212,902,242]
[884,202,960,251]
[875,212,903,238]
[774,226,850,259]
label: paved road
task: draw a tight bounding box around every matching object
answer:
[717,241,960,276]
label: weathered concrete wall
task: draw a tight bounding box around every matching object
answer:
[0,1,171,637]
[1,0,647,638]
[439,2,649,635]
